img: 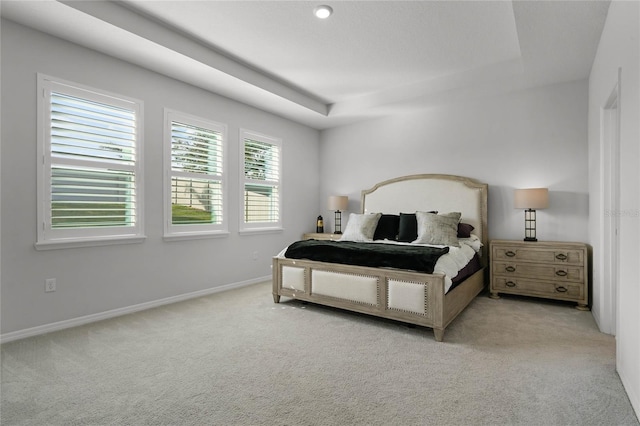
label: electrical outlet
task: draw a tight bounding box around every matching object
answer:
[252,251,259,261]
[45,278,56,292]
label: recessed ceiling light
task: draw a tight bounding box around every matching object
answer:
[314,5,333,19]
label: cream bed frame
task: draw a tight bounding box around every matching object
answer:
[272,174,488,342]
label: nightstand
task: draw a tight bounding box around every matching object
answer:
[303,233,342,241]
[489,240,589,310]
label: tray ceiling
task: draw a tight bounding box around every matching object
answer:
[1,0,610,129]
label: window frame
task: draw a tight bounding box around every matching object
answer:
[239,129,283,234]
[163,109,229,240]
[36,74,145,250]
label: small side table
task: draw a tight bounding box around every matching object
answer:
[303,233,342,241]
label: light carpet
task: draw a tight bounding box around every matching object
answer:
[1,281,638,425]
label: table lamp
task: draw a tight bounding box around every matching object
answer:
[514,188,549,242]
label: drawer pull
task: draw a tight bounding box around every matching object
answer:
[505,251,516,257]
[505,266,516,272]
[505,281,516,288]
[555,253,568,261]
[555,286,568,293]
[555,270,568,277]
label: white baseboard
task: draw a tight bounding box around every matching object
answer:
[0,276,270,344]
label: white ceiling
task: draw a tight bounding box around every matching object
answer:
[1,0,611,129]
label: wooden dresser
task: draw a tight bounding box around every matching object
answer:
[490,240,589,310]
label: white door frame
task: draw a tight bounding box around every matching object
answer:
[600,69,621,335]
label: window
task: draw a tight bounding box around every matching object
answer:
[36,75,144,249]
[240,129,282,232]
[164,110,227,239]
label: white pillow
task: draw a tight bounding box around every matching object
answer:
[413,211,461,247]
[339,213,382,242]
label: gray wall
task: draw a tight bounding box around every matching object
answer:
[319,79,589,244]
[0,20,320,334]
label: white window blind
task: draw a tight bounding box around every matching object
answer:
[37,75,144,248]
[240,130,282,231]
[165,110,227,238]
[50,92,137,228]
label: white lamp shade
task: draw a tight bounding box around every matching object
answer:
[514,188,549,209]
[328,195,348,211]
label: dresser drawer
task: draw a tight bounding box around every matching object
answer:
[493,277,584,301]
[492,261,584,283]
[493,246,584,266]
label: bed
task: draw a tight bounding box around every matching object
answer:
[272,174,488,341]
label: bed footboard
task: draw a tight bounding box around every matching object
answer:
[273,257,458,341]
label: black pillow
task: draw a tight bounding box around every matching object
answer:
[398,211,439,242]
[373,214,400,240]
[457,222,475,238]
[397,213,418,242]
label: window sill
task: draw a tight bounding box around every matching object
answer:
[34,235,147,251]
[238,227,283,236]
[163,231,230,242]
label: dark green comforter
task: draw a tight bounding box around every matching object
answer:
[284,239,449,273]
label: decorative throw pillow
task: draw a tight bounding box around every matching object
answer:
[339,213,382,242]
[373,214,400,240]
[457,222,475,238]
[413,211,461,247]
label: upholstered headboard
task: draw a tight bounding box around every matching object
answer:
[361,174,488,263]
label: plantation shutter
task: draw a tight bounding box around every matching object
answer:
[170,119,224,226]
[49,91,138,229]
[243,137,280,224]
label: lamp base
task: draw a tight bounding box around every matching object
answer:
[333,210,343,234]
[523,209,538,242]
